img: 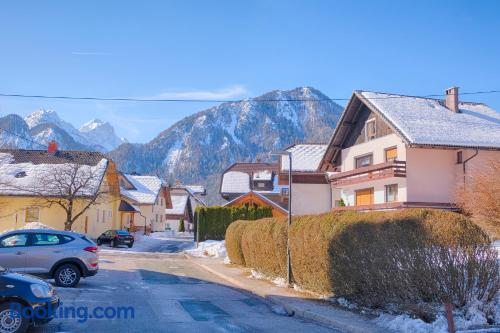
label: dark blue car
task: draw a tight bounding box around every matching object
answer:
[0,265,59,333]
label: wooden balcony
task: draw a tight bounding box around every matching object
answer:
[332,201,457,212]
[330,160,406,186]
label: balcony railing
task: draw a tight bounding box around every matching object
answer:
[330,160,406,186]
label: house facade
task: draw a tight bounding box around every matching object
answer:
[119,174,172,233]
[166,186,206,232]
[279,144,331,215]
[319,87,500,211]
[0,149,122,238]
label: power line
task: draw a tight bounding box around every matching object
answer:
[0,127,48,149]
[0,90,499,103]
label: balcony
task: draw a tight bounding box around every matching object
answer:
[330,160,406,187]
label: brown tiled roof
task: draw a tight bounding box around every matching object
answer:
[0,149,106,166]
[225,162,279,174]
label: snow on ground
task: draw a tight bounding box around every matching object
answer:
[185,240,227,259]
[249,269,288,288]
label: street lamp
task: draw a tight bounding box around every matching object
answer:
[270,150,292,286]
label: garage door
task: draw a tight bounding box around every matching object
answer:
[355,188,374,206]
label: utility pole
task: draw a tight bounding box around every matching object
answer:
[270,150,293,286]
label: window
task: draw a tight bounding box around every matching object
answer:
[281,188,289,197]
[257,182,266,188]
[161,198,164,206]
[156,214,159,222]
[25,207,40,223]
[365,119,376,141]
[0,234,28,247]
[385,184,398,202]
[456,151,463,164]
[97,209,100,222]
[355,154,373,169]
[102,211,106,223]
[32,234,61,246]
[385,147,398,162]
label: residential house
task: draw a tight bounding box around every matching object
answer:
[0,147,121,238]
[220,162,288,216]
[165,186,206,232]
[318,87,500,211]
[119,173,172,233]
[279,144,331,215]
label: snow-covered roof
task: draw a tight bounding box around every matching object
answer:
[166,194,189,216]
[359,91,500,149]
[120,174,162,204]
[0,151,108,197]
[281,144,328,172]
[184,185,206,195]
[253,170,272,181]
[221,171,250,193]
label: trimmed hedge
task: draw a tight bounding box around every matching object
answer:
[241,217,287,277]
[195,205,273,241]
[225,220,251,265]
[226,209,499,317]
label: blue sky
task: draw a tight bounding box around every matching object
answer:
[1,0,499,143]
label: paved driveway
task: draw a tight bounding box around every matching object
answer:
[31,250,340,332]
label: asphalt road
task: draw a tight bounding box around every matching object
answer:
[30,240,339,333]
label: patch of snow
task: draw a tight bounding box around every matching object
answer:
[249,269,288,288]
[185,240,227,258]
[120,174,162,205]
[0,153,14,164]
[21,222,54,230]
[164,139,183,174]
[282,144,328,172]
[375,313,449,333]
[221,171,250,193]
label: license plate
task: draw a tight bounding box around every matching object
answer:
[124,240,131,243]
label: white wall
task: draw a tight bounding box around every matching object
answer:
[407,148,500,203]
[341,133,406,171]
[291,183,332,215]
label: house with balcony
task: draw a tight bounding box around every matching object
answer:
[166,185,207,232]
[318,87,500,211]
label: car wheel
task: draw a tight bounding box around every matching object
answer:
[0,302,29,333]
[54,264,81,288]
[111,239,117,248]
[127,244,133,248]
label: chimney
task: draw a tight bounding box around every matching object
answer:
[445,87,459,113]
[47,140,58,153]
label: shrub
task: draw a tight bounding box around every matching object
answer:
[235,208,499,321]
[225,220,251,265]
[241,217,288,278]
[195,205,273,241]
[326,209,499,316]
[178,218,185,232]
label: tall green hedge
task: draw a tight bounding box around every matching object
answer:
[195,205,273,241]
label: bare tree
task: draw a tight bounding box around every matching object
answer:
[1,161,112,231]
[456,159,500,239]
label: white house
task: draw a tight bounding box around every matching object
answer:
[318,87,500,211]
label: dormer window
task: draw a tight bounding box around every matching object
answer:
[365,119,376,141]
[15,171,27,178]
[257,182,266,188]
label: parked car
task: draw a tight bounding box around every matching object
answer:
[0,265,59,332]
[0,229,98,288]
[96,230,134,248]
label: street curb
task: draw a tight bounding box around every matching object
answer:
[185,254,387,333]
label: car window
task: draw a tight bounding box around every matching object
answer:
[59,235,74,244]
[116,231,130,236]
[0,234,29,248]
[32,233,61,246]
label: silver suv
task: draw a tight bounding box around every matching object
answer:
[0,229,99,287]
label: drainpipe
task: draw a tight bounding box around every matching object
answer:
[462,148,479,190]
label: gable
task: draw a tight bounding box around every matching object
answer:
[343,105,394,148]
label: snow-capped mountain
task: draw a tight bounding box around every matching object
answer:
[0,114,36,149]
[0,109,126,152]
[80,119,127,152]
[109,87,343,204]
